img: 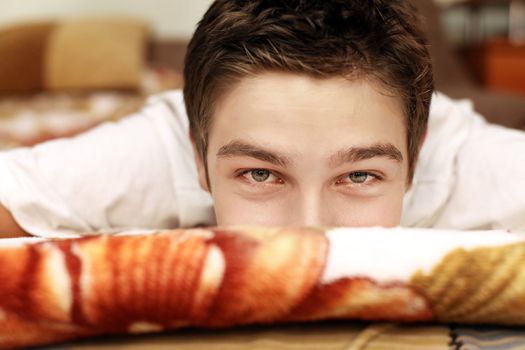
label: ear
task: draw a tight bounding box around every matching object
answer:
[189,131,211,193]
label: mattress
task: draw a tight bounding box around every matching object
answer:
[0,66,182,150]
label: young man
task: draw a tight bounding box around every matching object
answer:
[0,0,524,238]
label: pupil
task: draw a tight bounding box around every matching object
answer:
[350,172,368,183]
[252,169,270,182]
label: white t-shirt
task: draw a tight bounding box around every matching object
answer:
[0,90,524,238]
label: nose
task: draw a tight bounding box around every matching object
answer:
[296,190,325,227]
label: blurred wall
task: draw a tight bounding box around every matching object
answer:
[0,0,213,39]
[0,0,474,42]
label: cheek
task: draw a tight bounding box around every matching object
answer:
[330,194,404,227]
[212,191,291,226]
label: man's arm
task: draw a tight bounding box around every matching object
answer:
[0,203,30,238]
[0,92,197,238]
[436,122,525,230]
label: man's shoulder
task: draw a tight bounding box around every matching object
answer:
[430,92,485,124]
[424,92,487,160]
[402,92,485,227]
[146,89,185,110]
[139,89,190,130]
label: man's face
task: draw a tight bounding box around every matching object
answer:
[194,72,409,227]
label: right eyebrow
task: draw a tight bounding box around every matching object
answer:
[216,140,291,167]
[329,143,404,167]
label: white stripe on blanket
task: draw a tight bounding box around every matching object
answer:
[322,227,525,284]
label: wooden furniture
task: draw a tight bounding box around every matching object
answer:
[149,40,188,72]
[410,0,525,128]
[460,39,525,94]
[444,0,525,94]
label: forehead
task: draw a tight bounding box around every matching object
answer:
[208,72,407,160]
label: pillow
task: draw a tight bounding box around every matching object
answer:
[44,18,150,91]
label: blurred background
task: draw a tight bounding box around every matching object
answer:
[0,0,524,150]
[0,0,212,38]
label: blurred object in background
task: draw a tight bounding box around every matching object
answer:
[0,0,209,150]
[0,65,182,150]
[510,0,525,43]
[460,38,525,94]
[440,0,525,45]
[0,18,151,94]
[0,17,183,150]
[413,0,525,130]
[438,0,525,96]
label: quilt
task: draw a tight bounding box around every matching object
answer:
[1,226,524,349]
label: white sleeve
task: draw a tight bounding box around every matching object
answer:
[435,122,525,231]
[403,92,525,231]
[0,91,214,238]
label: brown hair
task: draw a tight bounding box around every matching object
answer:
[183,0,433,181]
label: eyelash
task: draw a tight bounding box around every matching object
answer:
[236,169,383,186]
[335,171,383,186]
[236,169,284,186]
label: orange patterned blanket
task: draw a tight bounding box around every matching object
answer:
[1,227,524,349]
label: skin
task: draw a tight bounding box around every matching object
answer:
[194,72,410,227]
[0,204,28,237]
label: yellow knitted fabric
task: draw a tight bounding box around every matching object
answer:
[411,242,525,325]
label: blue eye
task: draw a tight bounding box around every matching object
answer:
[348,172,369,183]
[250,169,271,182]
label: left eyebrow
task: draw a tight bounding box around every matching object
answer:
[329,143,403,167]
[216,140,291,167]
